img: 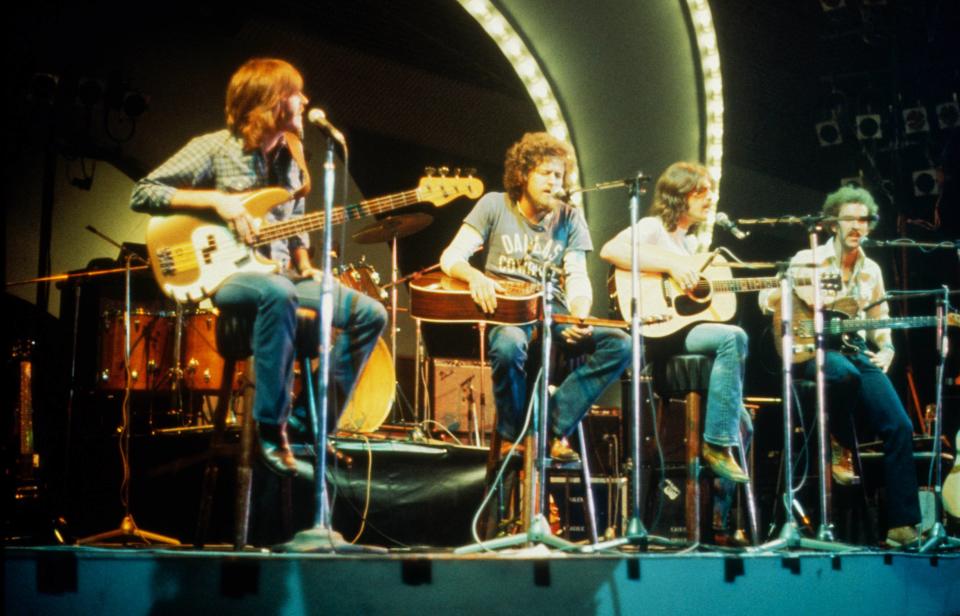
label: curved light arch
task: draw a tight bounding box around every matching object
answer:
[457,0,582,201]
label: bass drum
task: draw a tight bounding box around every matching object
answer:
[336,338,395,433]
[98,310,174,391]
[181,310,245,392]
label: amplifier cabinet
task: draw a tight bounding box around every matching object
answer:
[430,358,495,434]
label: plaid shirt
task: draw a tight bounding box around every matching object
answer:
[131,129,308,268]
[760,238,892,349]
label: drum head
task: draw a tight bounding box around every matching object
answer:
[337,338,395,433]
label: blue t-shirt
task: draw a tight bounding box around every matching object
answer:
[464,192,593,286]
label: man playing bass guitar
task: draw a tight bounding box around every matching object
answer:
[131,58,386,479]
[759,186,922,547]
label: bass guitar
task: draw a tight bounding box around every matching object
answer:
[772,294,960,363]
[146,174,483,302]
[609,253,834,338]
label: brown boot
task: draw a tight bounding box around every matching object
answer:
[702,443,749,483]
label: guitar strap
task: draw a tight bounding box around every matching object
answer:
[283,131,312,199]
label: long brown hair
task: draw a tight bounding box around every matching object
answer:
[225,58,304,150]
[650,161,715,232]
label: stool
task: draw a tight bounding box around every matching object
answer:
[654,353,757,544]
[195,307,319,549]
[480,350,602,543]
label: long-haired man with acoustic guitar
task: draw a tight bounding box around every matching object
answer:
[439,132,631,461]
[600,162,752,484]
[759,186,921,547]
[131,58,386,479]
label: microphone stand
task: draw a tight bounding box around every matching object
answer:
[280,133,385,554]
[584,174,674,553]
[919,286,960,552]
[751,264,844,552]
[455,260,577,553]
[78,250,179,546]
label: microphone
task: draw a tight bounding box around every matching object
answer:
[715,212,750,240]
[306,108,346,145]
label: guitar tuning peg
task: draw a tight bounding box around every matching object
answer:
[438,166,450,177]
[464,168,477,177]
[453,167,462,177]
[424,166,437,177]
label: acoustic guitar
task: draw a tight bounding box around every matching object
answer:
[609,253,829,338]
[940,429,959,519]
[409,272,671,328]
[145,174,483,302]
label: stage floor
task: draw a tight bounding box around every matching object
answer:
[5,543,960,615]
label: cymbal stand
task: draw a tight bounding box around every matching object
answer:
[79,252,179,546]
[585,174,674,553]
[920,285,960,552]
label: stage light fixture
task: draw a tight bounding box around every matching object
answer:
[912,168,939,196]
[816,120,843,146]
[122,92,148,118]
[936,102,959,129]
[902,106,928,134]
[855,114,882,140]
[819,0,845,11]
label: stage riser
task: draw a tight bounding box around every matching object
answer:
[5,548,959,615]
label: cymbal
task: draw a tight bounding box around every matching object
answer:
[352,213,434,244]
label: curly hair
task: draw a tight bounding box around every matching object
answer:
[225,58,304,151]
[649,161,715,232]
[502,132,575,202]
[821,185,880,231]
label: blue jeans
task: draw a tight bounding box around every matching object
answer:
[683,323,748,447]
[213,272,387,426]
[488,314,631,442]
[802,350,921,528]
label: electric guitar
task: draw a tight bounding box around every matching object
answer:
[146,174,483,302]
[772,294,960,363]
[609,253,833,338]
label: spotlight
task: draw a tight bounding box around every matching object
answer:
[936,102,959,129]
[855,114,882,140]
[816,120,843,146]
[912,169,939,196]
[902,106,928,134]
[121,92,149,118]
[819,0,845,11]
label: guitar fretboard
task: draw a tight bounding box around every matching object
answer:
[251,189,422,245]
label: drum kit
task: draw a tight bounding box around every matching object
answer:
[90,212,434,433]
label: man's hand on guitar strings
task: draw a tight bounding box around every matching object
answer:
[468,271,505,314]
[214,193,257,245]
